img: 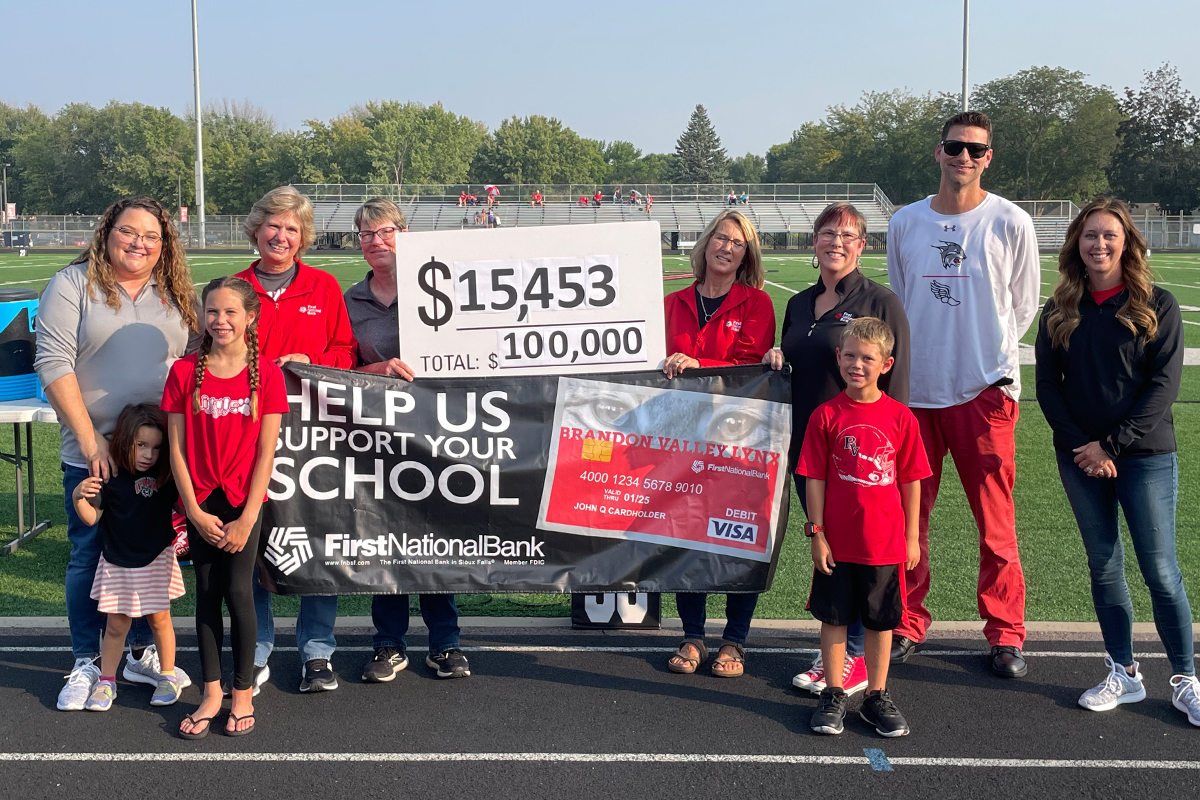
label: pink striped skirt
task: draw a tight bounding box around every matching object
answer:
[90,546,185,616]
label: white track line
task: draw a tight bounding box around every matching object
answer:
[764,280,798,294]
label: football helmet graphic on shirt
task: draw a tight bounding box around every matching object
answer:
[831,424,896,487]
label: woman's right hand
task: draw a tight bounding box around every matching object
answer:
[762,348,785,370]
[188,508,225,545]
[81,434,117,481]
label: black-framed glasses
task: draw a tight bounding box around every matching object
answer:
[940,140,991,159]
[358,226,399,243]
[113,226,163,246]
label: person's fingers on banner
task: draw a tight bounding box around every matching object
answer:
[275,353,311,367]
[762,347,785,370]
[385,358,415,381]
[663,352,699,379]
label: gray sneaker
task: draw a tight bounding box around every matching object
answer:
[84,680,116,712]
[222,663,270,697]
[123,645,192,689]
[1171,674,1200,727]
[58,658,100,711]
[150,675,183,706]
[1079,655,1145,712]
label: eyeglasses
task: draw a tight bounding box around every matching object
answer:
[359,226,400,243]
[712,233,747,250]
[112,226,163,246]
[817,230,861,244]
[940,139,991,159]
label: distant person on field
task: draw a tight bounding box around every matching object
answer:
[728,190,737,206]
[614,188,621,204]
[886,110,1039,679]
[1036,197,1199,727]
[531,190,544,207]
[593,191,603,207]
[457,191,467,207]
[36,196,199,712]
[739,192,749,204]
[799,318,929,738]
[645,195,653,214]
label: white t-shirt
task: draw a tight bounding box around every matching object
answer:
[886,193,1040,408]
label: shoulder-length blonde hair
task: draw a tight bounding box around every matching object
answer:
[243,186,316,254]
[69,196,199,332]
[1046,197,1157,349]
[690,210,764,289]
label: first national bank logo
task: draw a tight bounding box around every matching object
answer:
[264,526,313,575]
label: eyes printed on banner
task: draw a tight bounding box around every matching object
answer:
[707,406,767,446]
[565,389,640,432]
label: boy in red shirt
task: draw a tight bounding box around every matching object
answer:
[798,317,931,737]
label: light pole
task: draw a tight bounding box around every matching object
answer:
[191,0,206,249]
[2,163,9,227]
[961,0,970,111]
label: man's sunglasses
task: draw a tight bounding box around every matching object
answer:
[940,140,991,159]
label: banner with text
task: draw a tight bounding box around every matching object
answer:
[259,362,791,595]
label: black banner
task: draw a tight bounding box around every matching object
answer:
[259,363,791,595]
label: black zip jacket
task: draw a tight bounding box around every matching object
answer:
[779,269,910,466]
[1035,286,1182,458]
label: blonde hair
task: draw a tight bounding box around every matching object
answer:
[193,277,262,422]
[354,198,408,232]
[1046,197,1157,349]
[690,210,764,289]
[840,316,895,360]
[243,186,315,254]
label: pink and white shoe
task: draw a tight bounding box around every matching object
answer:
[793,654,823,690]
[806,655,869,696]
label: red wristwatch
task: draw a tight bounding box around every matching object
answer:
[803,522,824,538]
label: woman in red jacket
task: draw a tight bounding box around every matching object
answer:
[663,209,776,678]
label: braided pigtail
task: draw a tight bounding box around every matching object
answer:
[246,325,261,421]
[192,333,212,415]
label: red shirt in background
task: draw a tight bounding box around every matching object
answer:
[161,354,290,507]
[235,260,357,368]
[663,282,776,366]
[797,392,931,565]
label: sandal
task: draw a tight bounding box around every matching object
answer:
[225,711,256,737]
[667,638,708,674]
[179,713,215,740]
[711,641,746,678]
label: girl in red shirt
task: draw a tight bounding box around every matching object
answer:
[162,276,289,739]
[663,210,776,679]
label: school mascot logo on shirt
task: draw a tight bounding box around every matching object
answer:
[932,240,965,270]
[832,425,896,487]
[264,526,313,575]
[133,477,157,498]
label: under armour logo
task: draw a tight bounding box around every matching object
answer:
[943,224,957,232]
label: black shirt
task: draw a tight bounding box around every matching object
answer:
[1035,286,1182,459]
[96,470,180,568]
[779,269,910,466]
[694,286,729,329]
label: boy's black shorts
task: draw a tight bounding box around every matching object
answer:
[808,562,904,631]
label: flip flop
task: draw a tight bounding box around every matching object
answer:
[179,713,215,740]
[226,712,255,737]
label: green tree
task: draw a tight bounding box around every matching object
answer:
[357,101,486,186]
[728,153,765,183]
[1108,63,1200,214]
[0,103,51,214]
[199,101,282,214]
[471,115,607,184]
[670,105,727,182]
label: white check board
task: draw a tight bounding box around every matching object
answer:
[395,222,667,377]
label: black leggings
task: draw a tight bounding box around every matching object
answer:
[188,489,262,690]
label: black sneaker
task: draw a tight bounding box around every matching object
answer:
[362,647,409,683]
[810,687,848,735]
[222,663,270,697]
[859,689,910,737]
[299,658,339,692]
[426,648,471,679]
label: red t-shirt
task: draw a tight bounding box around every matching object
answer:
[797,392,932,565]
[1090,283,1124,305]
[161,354,290,507]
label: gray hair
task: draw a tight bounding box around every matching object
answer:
[355,198,408,232]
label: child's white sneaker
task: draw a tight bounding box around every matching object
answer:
[150,675,183,706]
[1170,674,1200,727]
[793,653,823,690]
[1078,655,1146,711]
[57,657,100,711]
[123,645,192,689]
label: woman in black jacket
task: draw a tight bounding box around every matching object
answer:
[764,201,910,697]
[1036,196,1197,727]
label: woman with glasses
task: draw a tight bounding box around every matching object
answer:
[342,198,471,683]
[36,196,201,711]
[763,201,909,698]
[662,209,776,678]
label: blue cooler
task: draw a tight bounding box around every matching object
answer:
[0,289,41,401]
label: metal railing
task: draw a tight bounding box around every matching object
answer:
[1,215,252,249]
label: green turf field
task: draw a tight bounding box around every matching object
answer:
[0,249,1196,622]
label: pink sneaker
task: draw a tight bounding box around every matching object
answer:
[842,656,869,696]
[792,654,823,690]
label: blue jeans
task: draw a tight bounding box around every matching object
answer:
[1056,450,1194,676]
[797,475,865,657]
[372,594,461,654]
[676,593,759,645]
[253,572,339,665]
[63,465,152,659]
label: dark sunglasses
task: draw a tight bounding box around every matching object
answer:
[940,139,991,159]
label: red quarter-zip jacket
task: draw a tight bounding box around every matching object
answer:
[663,282,776,366]
[235,259,357,368]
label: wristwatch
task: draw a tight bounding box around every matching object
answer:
[803,522,824,538]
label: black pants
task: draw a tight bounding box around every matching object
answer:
[187,489,262,690]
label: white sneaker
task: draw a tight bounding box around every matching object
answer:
[793,653,823,690]
[57,657,100,711]
[1170,674,1200,727]
[123,645,192,689]
[1078,655,1146,712]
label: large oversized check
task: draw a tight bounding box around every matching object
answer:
[395,222,667,377]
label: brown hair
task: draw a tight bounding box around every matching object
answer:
[110,403,171,487]
[813,201,867,240]
[840,316,895,361]
[1046,197,1158,349]
[193,276,263,421]
[69,196,199,333]
[941,110,993,144]
[690,210,764,288]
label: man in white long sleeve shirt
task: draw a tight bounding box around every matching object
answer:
[885,111,1040,679]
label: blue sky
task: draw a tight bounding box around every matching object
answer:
[5,0,1197,157]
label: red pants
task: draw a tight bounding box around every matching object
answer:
[897,387,1027,647]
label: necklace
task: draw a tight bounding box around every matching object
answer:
[698,292,716,323]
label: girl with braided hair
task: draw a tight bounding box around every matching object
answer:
[161,277,289,739]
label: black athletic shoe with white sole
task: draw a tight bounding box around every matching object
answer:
[810,687,848,735]
[299,658,339,692]
[859,689,910,737]
[426,648,471,678]
[362,647,409,683]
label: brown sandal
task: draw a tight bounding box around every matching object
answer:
[667,638,708,674]
[711,641,746,678]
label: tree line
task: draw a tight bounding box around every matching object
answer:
[1,64,1196,216]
